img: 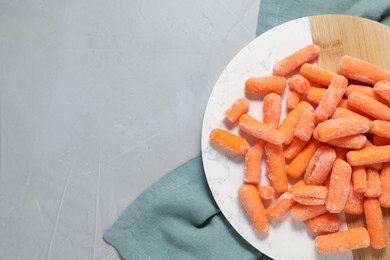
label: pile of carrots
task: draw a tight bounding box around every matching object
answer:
[209,44,390,254]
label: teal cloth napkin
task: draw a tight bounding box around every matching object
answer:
[104,1,390,259]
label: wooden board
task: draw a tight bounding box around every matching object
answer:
[309,15,390,260]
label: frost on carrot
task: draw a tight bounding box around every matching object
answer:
[225,98,250,123]
[210,128,249,154]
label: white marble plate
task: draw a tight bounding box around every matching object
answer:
[201,17,353,260]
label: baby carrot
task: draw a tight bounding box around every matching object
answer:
[364,169,381,198]
[290,204,328,221]
[238,184,269,233]
[264,143,288,193]
[370,120,390,139]
[362,140,383,171]
[379,162,390,208]
[330,107,372,123]
[258,186,275,200]
[326,159,352,213]
[279,101,314,145]
[352,166,367,193]
[307,213,341,233]
[224,98,250,123]
[287,90,300,110]
[338,55,390,85]
[287,139,321,179]
[244,140,265,185]
[263,93,281,129]
[265,180,305,219]
[334,147,348,160]
[313,117,369,143]
[304,146,336,185]
[273,44,320,76]
[343,181,364,215]
[209,128,249,154]
[239,114,285,145]
[337,99,366,115]
[314,75,348,122]
[346,84,389,105]
[374,79,390,103]
[306,87,326,105]
[294,108,316,142]
[364,198,387,249]
[288,74,310,94]
[292,185,328,206]
[326,134,367,150]
[373,135,390,146]
[347,91,390,121]
[245,76,286,95]
[315,227,370,253]
[299,63,336,87]
[283,137,308,160]
[347,145,390,166]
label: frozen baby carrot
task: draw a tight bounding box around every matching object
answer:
[294,108,316,142]
[299,63,336,86]
[265,143,288,193]
[364,169,381,198]
[263,93,281,129]
[210,128,249,154]
[330,107,372,123]
[326,159,352,213]
[287,139,321,178]
[273,44,320,76]
[245,76,286,95]
[306,87,326,105]
[346,84,389,105]
[370,120,390,139]
[244,140,265,185]
[352,166,367,193]
[315,227,370,253]
[288,74,310,94]
[238,184,269,233]
[343,181,364,215]
[373,135,390,146]
[307,213,341,233]
[292,185,328,205]
[291,204,328,221]
[283,137,308,160]
[347,91,390,121]
[338,55,390,85]
[239,114,285,145]
[374,79,390,103]
[337,99,366,115]
[334,147,348,160]
[258,186,274,200]
[287,90,300,110]
[364,198,387,249]
[347,145,390,166]
[362,140,383,171]
[265,180,305,219]
[304,146,336,185]
[314,75,348,122]
[225,98,250,123]
[379,162,390,208]
[279,101,314,145]
[326,134,367,150]
[313,117,369,142]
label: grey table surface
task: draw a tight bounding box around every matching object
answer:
[0,0,261,259]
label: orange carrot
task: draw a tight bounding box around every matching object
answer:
[373,135,390,146]
[346,84,389,105]
[224,98,250,123]
[288,74,310,94]
[362,140,383,171]
[299,63,336,87]
[209,128,249,154]
[334,147,348,160]
[347,145,390,166]
[307,213,341,233]
[239,114,285,145]
[245,76,286,95]
[364,169,381,198]
[315,227,370,253]
[304,146,336,185]
[258,186,275,200]
[338,55,390,85]
[306,87,326,105]
[347,91,390,121]
[326,134,367,149]
[326,159,352,213]
[279,101,314,145]
[264,143,288,193]
[292,185,328,205]
[294,108,316,141]
[313,117,369,143]
[244,140,265,185]
[290,204,328,221]
[379,162,390,208]
[370,120,390,139]
[330,107,372,123]
[374,79,390,103]
[287,139,321,178]
[263,93,282,129]
[343,181,364,215]
[287,90,300,110]
[283,137,308,160]
[238,184,269,233]
[364,198,387,249]
[273,44,320,76]
[352,166,367,193]
[314,75,348,122]
[337,99,367,115]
